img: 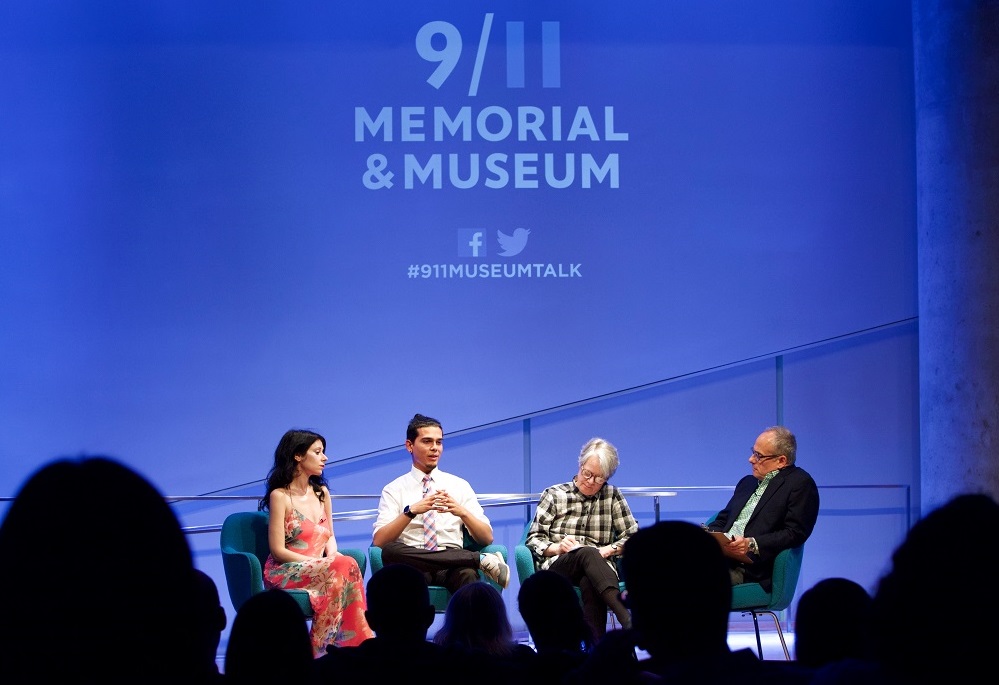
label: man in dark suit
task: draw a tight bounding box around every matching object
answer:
[705,425,819,589]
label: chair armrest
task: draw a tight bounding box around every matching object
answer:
[514,544,537,584]
[340,547,368,577]
[768,544,804,612]
[479,543,507,560]
[221,547,263,611]
[368,545,384,575]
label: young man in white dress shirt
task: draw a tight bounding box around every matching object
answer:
[372,413,509,593]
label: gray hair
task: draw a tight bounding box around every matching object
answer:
[764,426,797,465]
[577,437,620,480]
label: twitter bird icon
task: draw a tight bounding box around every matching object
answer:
[497,227,530,257]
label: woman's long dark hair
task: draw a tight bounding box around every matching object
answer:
[259,429,328,511]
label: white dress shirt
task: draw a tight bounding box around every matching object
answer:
[373,465,489,548]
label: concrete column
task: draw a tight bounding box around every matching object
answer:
[914,0,999,515]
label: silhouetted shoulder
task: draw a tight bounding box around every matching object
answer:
[315,638,448,680]
[642,648,812,685]
[809,657,894,685]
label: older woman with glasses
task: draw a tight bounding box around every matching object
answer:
[524,437,638,641]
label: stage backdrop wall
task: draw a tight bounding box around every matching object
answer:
[1,0,917,655]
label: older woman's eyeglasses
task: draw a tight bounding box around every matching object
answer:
[579,468,607,484]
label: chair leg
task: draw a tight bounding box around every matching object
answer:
[749,611,764,660]
[748,610,790,661]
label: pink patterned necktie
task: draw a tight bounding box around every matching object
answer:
[422,475,438,550]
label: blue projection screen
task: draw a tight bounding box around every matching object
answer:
[0,1,915,490]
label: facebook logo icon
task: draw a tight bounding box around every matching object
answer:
[457,229,487,258]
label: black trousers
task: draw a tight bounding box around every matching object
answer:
[547,546,623,636]
[380,540,481,594]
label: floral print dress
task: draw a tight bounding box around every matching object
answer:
[263,508,374,656]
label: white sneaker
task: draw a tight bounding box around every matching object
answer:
[479,551,510,589]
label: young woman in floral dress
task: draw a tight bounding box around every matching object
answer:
[260,429,374,656]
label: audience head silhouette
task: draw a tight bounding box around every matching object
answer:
[565,520,816,685]
[225,588,312,682]
[312,563,441,680]
[0,456,204,682]
[433,579,517,655]
[518,569,595,653]
[192,568,228,679]
[433,580,536,685]
[868,492,999,680]
[364,563,436,641]
[794,577,872,667]
[621,520,731,660]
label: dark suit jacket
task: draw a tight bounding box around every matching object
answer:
[708,464,819,591]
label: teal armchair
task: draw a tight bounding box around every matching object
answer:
[705,511,805,660]
[730,543,804,660]
[220,510,367,618]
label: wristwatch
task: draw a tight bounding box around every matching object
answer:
[403,505,417,519]
[748,537,759,555]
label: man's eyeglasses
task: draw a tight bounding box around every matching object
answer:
[579,468,607,484]
[751,450,783,462]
